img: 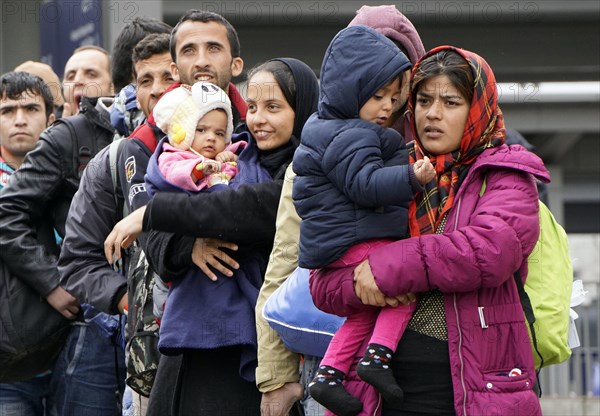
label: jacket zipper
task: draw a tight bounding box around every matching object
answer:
[373,393,382,415]
[452,197,468,416]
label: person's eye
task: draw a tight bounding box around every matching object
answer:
[139,78,150,86]
[208,45,221,53]
[417,97,429,105]
[0,108,12,115]
[196,128,205,133]
[268,104,279,111]
[217,131,225,137]
[374,95,383,100]
[246,103,256,112]
[28,107,40,112]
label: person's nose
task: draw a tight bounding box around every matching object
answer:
[252,107,267,125]
[151,79,165,98]
[193,49,210,69]
[71,70,85,85]
[382,97,393,112]
[14,108,27,126]
[426,99,442,120]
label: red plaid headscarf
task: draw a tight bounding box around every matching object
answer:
[407,46,505,236]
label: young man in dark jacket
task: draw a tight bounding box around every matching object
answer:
[0,43,122,416]
[0,71,58,414]
[58,32,175,415]
[59,33,175,322]
[0,68,116,415]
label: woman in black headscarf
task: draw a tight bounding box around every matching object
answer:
[105,58,319,415]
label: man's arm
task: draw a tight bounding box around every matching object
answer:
[0,134,66,296]
[59,147,127,314]
[117,136,195,279]
[145,180,284,245]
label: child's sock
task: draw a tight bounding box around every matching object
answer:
[308,365,363,416]
[357,343,404,406]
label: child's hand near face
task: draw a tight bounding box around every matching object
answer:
[191,151,239,183]
[193,161,222,180]
[413,156,435,185]
[215,150,238,163]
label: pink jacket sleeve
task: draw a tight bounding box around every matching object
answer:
[158,149,209,192]
[158,141,247,192]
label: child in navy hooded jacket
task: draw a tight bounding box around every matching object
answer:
[293,26,434,415]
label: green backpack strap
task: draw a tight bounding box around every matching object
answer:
[479,176,487,197]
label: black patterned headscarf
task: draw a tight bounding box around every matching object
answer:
[268,58,319,140]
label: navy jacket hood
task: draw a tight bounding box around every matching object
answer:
[318,25,412,120]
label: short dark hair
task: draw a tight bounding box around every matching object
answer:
[1,71,54,119]
[170,10,241,62]
[132,33,172,77]
[112,17,172,92]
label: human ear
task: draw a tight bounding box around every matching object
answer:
[170,62,180,82]
[231,57,244,78]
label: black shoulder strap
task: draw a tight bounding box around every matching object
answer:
[57,115,96,179]
[513,271,543,396]
[483,176,543,395]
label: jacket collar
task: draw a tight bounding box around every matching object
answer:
[79,96,115,134]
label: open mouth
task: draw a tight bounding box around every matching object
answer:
[424,126,444,138]
[74,94,83,113]
[194,73,214,83]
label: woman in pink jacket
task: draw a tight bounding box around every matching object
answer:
[310,45,548,415]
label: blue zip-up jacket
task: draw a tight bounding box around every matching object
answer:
[293,25,414,269]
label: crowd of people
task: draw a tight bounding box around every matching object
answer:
[0,4,548,416]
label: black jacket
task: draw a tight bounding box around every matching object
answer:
[60,120,165,314]
[142,140,295,280]
[0,97,115,297]
[58,145,127,314]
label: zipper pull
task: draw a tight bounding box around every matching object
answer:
[478,306,488,328]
